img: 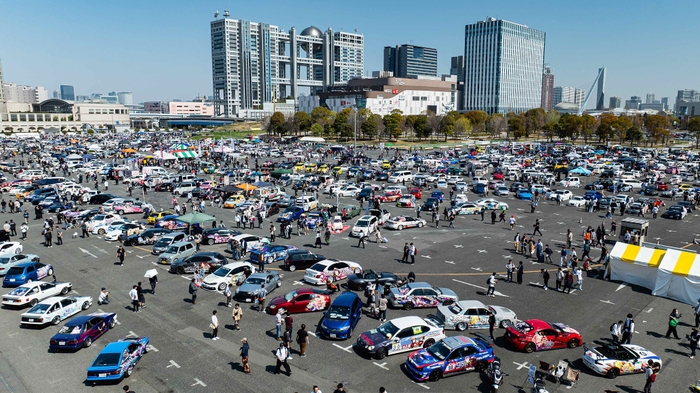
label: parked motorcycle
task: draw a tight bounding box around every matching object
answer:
[530,377,549,393]
[487,357,508,393]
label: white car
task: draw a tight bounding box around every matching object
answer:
[384,216,427,230]
[0,242,23,255]
[91,219,129,235]
[88,213,121,228]
[436,180,448,189]
[331,216,344,231]
[583,343,662,378]
[452,194,469,204]
[567,196,586,207]
[454,181,468,191]
[2,281,73,307]
[201,262,256,292]
[446,176,461,185]
[226,234,270,253]
[20,296,93,326]
[549,190,573,201]
[430,300,517,331]
[303,259,363,285]
[336,186,361,197]
[350,215,378,238]
[494,186,510,196]
[474,198,510,210]
[558,177,581,187]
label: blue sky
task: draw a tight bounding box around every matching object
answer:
[1,0,698,107]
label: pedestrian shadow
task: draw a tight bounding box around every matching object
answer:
[112,262,122,266]
[664,347,688,356]
[613,384,642,393]
[228,361,240,371]
[224,324,237,331]
[645,331,664,338]
[182,298,195,304]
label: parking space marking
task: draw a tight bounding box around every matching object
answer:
[332,344,353,353]
[412,381,430,390]
[477,249,487,253]
[420,255,432,259]
[600,300,615,305]
[471,267,482,271]
[79,247,98,258]
[513,361,530,370]
[454,245,463,248]
[166,360,181,369]
[92,245,109,254]
[615,282,628,292]
[6,332,18,338]
[503,255,512,259]
[373,362,389,370]
[146,344,159,352]
[192,378,207,387]
[445,261,455,265]
[133,246,151,252]
[126,331,139,338]
[307,331,316,337]
[646,308,654,313]
[17,346,32,353]
[293,281,304,286]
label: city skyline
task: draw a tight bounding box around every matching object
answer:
[0,0,697,108]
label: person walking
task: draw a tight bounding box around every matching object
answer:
[240,338,251,374]
[284,311,294,334]
[566,229,573,249]
[688,328,700,358]
[486,272,496,297]
[409,243,416,264]
[357,232,366,248]
[488,311,497,340]
[315,230,322,248]
[516,261,524,285]
[505,260,515,282]
[611,320,622,343]
[257,283,267,312]
[555,267,564,291]
[541,268,550,290]
[149,274,158,295]
[509,215,516,230]
[232,303,242,330]
[575,267,584,290]
[296,324,309,357]
[210,310,220,340]
[189,278,198,304]
[129,285,140,312]
[224,283,232,307]
[378,294,388,322]
[532,219,542,236]
[665,308,681,339]
[513,233,520,253]
[274,342,291,376]
[117,246,125,266]
[490,210,496,225]
[643,359,657,393]
[20,223,27,240]
[622,313,635,344]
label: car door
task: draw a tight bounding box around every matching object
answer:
[351,298,362,330]
[331,262,349,279]
[60,298,76,318]
[288,293,310,313]
[421,288,439,306]
[25,264,36,281]
[475,308,491,328]
[39,282,54,297]
[444,347,468,375]
[389,328,415,355]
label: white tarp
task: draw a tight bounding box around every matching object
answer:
[608,242,665,290]
[153,151,177,160]
[653,249,700,306]
[300,136,325,143]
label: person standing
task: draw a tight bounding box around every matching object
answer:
[563,270,573,294]
[257,283,267,312]
[149,274,158,295]
[224,283,232,307]
[516,261,524,285]
[211,310,220,340]
[136,282,145,309]
[274,342,291,376]
[694,299,700,328]
[665,308,681,339]
[56,228,63,245]
[622,313,635,344]
[509,215,516,230]
[275,309,283,341]
[117,246,125,266]
[232,303,242,330]
[20,223,27,240]
[490,210,496,225]
[643,359,657,393]
[257,253,265,274]
[378,294,388,322]
[505,260,515,282]
[296,323,309,357]
[513,233,520,253]
[689,328,700,358]
[575,267,584,290]
[488,311,497,340]
[555,267,564,291]
[566,229,573,249]
[240,338,251,374]
[357,232,366,248]
[611,320,622,343]
[486,273,496,297]
[9,220,16,237]
[409,243,416,265]
[189,278,198,304]
[284,311,294,334]
[129,285,140,312]
[315,230,322,248]
[541,268,550,290]
[401,243,409,263]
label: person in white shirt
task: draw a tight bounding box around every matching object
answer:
[611,320,622,343]
[129,285,139,312]
[274,342,291,375]
[211,310,219,340]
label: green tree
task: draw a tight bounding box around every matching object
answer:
[453,117,472,139]
[644,114,670,146]
[310,107,332,124]
[486,114,506,138]
[293,111,312,135]
[383,112,402,140]
[597,113,617,142]
[508,117,525,140]
[614,116,633,144]
[310,123,324,137]
[687,117,700,148]
[426,112,441,141]
[463,111,489,134]
[413,116,428,140]
[626,126,644,145]
[360,114,378,139]
[269,111,286,135]
[332,109,352,139]
[87,129,95,135]
[580,114,597,143]
[524,108,546,138]
[403,115,416,140]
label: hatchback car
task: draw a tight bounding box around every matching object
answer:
[158,241,196,265]
[234,271,282,303]
[284,250,326,272]
[49,312,118,351]
[317,292,363,340]
[3,261,52,287]
[356,316,446,359]
[0,253,40,276]
[350,215,378,238]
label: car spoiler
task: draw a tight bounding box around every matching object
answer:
[473,332,493,347]
[425,314,444,327]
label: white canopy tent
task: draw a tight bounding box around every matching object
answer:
[653,249,700,306]
[608,242,665,291]
[300,136,325,143]
[153,151,177,160]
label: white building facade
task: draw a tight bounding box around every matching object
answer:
[0,99,129,133]
[2,83,48,104]
[553,86,585,107]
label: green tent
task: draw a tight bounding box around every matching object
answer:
[174,150,198,159]
[174,212,217,234]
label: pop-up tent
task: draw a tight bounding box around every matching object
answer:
[653,249,700,305]
[608,242,666,290]
[569,167,592,176]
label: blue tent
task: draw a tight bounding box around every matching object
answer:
[569,166,592,175]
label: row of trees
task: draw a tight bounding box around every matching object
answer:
[264,107,691,146]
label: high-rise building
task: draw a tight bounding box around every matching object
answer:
[52,90,60,99]
[646,93,655,104]
[210,12,364,117]
[609,96,621,109]
[117,92,133,106]
[625,96,642,110]
[2,83,47,103]
[661,97,669,111]
[60,85,75,101]
[383,44,437,78]
[541,65,554,111]
[143,101,168,113]
[553,86,585,107]
[449,56,464,83]
[675,89,700,112]
[462,18,546,114]
[0,60,4,101]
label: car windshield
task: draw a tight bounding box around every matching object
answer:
[284,291,297,302]
[0,257,12,264]
[58,325,83,334]
[448,303,463,314]
[326,305,350,320]
[6,266,24,275]
[283,207,296,213]
[164,246,179,254]
[213,267,231,278]
[376,321,400,337]
[7,286,29,296]
[154,239,169,247]
[356,220,370,227]
[27,303,50,313]
[246,278,265,285]
[426,340,452,361]
[92,353,121,367]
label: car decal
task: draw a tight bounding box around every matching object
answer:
[306,295,327,311]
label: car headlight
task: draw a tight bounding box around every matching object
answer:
[367,345,374,351]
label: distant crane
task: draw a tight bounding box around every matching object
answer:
[577,67,606,116]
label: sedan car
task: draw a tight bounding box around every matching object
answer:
[303,259,363,285]
[429,300,517,331]
[249,245,299,264]
[49,312,118,351]
[266,288,331,315]
[283,250,326,272]
[346,269,398,291]
[405,336,494,382]
[201,228,238,245]
[494,186,510,197]
[474,198,509,210]
[582,343,662,379]
[515,188,533,200]
[86,337,149,382]
[2,281,72,307]
[104,223,146,241]
[384,216,426,230]
[3,260,52,287]
[154,215,189,230]
[455,203,480,215]
[567,196,586,207]
[317,292,363,340]
[277,206,305,222]
[123,228,171,246]
[89,193,119,205]
[21,295,93,326]
[168,252,228,274]
[356,316,446,360]
[234,271,282,303]
[661,205,687,220]
[504,319,582,353]
[335,186,361,197]
[0,242,22,255]
[388,282,458,310]
[396,195,416,208]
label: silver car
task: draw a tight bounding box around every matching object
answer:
[233,271,282,303]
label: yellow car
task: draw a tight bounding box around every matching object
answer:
[305,163,317,172]
[679,184,693,191]
[332,166,343,175]
[317,164,329,174]
[223,195,245,208]
[148,211,173,224]
[381,161,391,169]
[293,162,305,172]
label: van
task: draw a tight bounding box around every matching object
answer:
[388,171,412,183]
[158,241,196,265]
[618,179,643,190]
[295,195,318,211]
[151,232,187,254]
[173,182,196,195]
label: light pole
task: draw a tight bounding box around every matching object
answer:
[352,105,357,152]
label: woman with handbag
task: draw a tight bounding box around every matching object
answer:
[666,308,681,339]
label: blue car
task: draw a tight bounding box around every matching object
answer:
[430,191,444,202]
[583,190,604,200]
[405,336,495,382]
[317,292,362,340]
[50,312,118,351]
[86,337,149,382]
[248,245,299,263]
[304,212,325,229]
[473,183,487,195]
[515,188,533,200]
[2,261,53,288]
[277,206,305,222]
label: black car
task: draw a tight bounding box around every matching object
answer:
[676,200,695,212]
[661,205,687,220]
[155,182,174,192]
[357,187,373,201]
[283,250,326,271]
[124,228,172,246]
[422,197,439,211]
[376,172,389,181]
[641,185,658,196]
[168,252,228,274]
[89,193,119,204]
[509,182,523,192]
[180,187,206,199]
[265,202,280,216]
[346,269,398,291]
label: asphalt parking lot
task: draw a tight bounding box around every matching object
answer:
[1,165,700,393]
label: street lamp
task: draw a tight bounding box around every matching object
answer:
[352,105,357,152]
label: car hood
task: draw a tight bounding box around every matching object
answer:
[268,296,287,308]
[359,330,390,347]
[491,305,516,319]
[237,284,261,293]
[322,316,351,330]
[408,349,438,366]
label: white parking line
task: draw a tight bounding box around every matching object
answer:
[293,281,304,286]
[307,331,316,337]
[453,279,510,298]
[167,360,181,368]
[445,261,455,265]
[192,378,207,387]
[146,344,159,352]
[471,267,482,271]
[420,255,432,259]
[373,362,389,370]
[126,331,139,338]
[412,381,430,390]
[332,344,353,353]
[513,361,530,370]
[6,332,18,338]
[600,300,615,305]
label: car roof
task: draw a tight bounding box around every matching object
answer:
[101,341,132,353]
[405,282,431,290]
[387,316,427,329]
[455,300,487,309]
[220,262,253,269]
[247,272,274,280]
[11,261,36,268]
[331,291,359,306]
[441,335,476,350]
[357,215,373,220]
[170,241,193,247]
[64,315,94,325]
[524,319,552,330]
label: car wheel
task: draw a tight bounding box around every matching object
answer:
[110,319,117,328]
[500,320,511,328]
[403,302,414,311]
[218,282,226,291]
[208,239,215,246]
[26,279,32,283]
[417,222,423,228]
[423,338,435,348]
[524,343,536,353]
[29,298,39,306]
[176,267,185,274]
[52,316,60,325]
[288,265,296,272]
[375,348,388,360]
[14,249,20,254]
[398,225,404,231]
[82,301,90,310]
[567,338,580,348]
[118,210,124,216]
[606,368,620,379]
[83,337,93,348]
[126,366,133,377]
[98,229,105,235]
[47,268,53,276]
[60,287,69,295]
[429,369,442,382]
[276,280,281,287]
[456,322,467,331]
[354,268,361,274]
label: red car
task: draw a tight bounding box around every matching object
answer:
[409,187,422,199]
[492,172,504,180]
[504,319,582,353]
[374,191,402,203]
[265,288,331,315]
[656,182,669,191]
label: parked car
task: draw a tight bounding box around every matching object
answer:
[2,280,72,307]
[504,319,582,353]
[49,312,118,351]
[249,245,299,264]
[124,228,172,246]
[234,271,282,303]
[168,252,228,274]
[384,216,426,230]
[303,259,363,285]
[3,260,52,287]
[405,336,495,382]
[346,269,398,291]
[428,300,517,331]
[388,282,458,310]
[85,337,149,382]
[283,250,326,272]
[201,262,255,292]
[20,295,93,326]
[350,215,378,238]
[265,288,331,315]
[582,343,662,379]
[355,316,446,360]
[317,291,363,340]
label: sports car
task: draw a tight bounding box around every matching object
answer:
[582,343,662,379]
[504,319,582,353]
[455,203,480,215]
[113,201,153,215]
[346,269,398,291]
[0,241,23,255]
[266,288,331,315]
[3,260,51,287]
[374,191,402,203]
[92,219,130,235]
[277,206,305,222]
[661,205,687,220]
[2,281,73,307]
[515,188,533,200]
[146,210,173,224]
[88,213,120,228]
[104,223,147,241]
[396,195,416,208]
[405,336,495,382]
[474,198,509,210]
[123,228,171,246]
[409,187,422,199]
[201,228,237,245]
[49,312,118,351]
[234,271,282,303]
[0,253,41,276]
[21,295,93,326]
[388,282,458,310]
[86,337,149,382]
[248,245,299,263]
[384,216,426,230]
[303,259,363,285]
[356,316,446,359]
[168,252,228,274]
[429,300,517,331]
[303,212,325,229]
[154,215,189,230]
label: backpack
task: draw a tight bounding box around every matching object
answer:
[649,373,656,383]
[610,323,616,332]
[414,248,418,255]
